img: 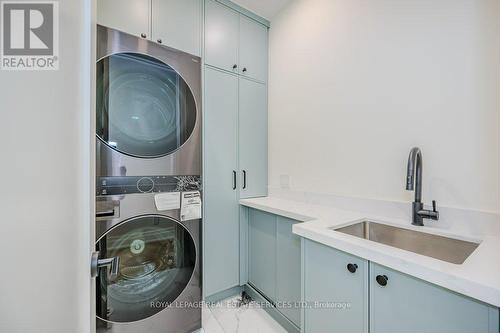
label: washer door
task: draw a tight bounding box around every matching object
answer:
[96,53,197,158]
[96,216,196,323]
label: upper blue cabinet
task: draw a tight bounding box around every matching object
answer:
[205,0,269,82]
[152,0,202,56]
[239,15,268,82]
[204,0,239,73]
[97,0,202,56]
[97,0,151,38]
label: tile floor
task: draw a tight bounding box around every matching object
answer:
[200,296,287,333]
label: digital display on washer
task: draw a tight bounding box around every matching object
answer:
[97,175,201,196]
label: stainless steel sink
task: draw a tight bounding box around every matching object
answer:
[333,221,480,264]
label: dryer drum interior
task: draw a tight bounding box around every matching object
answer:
[96,52,197,158]
[96,216,196,323]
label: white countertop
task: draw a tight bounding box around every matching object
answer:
[240,196,500,308]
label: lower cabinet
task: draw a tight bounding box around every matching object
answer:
[276,216,302,326]
[370,263,499,333]
[303,239,499,333]
[248,208,301,328]
[249,209,277,300]
[303,239,368,333]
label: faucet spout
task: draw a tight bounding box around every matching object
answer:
[405,147,438,226]
[406,147,422,203]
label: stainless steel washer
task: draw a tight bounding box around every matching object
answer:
[95,194,201,333]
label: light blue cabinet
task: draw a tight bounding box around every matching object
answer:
[302,240,499,333]
[205,0,268,82]
[204,0,239,72]
[247,208,301,328]
[276,217,302,327]
[370,263,499,333]
[97,0,202,55]
[239,78,268,198]
[303,239,369,333]
[248,209,277,300]
[97,0,151,38]
[152,0,202,56]
[239,15,268,82]
[203,0,268,299]
[203,67,240,297]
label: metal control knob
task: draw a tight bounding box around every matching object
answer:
[140,33,147,38]
[376,275,389,286]
[137,177,154,193]
[347,263,358,273]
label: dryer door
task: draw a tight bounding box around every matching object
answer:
[96,52,197,158]
[96,215,196,323]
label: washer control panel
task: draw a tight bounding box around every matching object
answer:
[97,175,201,196]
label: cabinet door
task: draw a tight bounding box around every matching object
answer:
[248,208,277,301]
[239,15,268,82]
[205,0,239,72]
[370,263,499,333]
[276,217,301,327]
[152,0,202,56]
[97,0,150,38]
[304,240,368,333]
[239,78,268,199]
[204,67,239,297]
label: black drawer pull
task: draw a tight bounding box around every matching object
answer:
[347,263,358,273]
[376,275,389,286]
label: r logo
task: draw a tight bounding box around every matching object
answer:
[2,3,53,55]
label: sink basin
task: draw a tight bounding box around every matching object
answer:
[333,221,480,264]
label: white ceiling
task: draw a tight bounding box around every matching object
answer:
[231,0,291,20]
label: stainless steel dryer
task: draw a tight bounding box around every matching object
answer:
[95,194,201,333]
[96,25,201,181]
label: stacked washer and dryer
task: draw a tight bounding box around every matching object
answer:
[94,26,202,333]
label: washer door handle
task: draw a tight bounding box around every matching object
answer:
[91,252,120,278]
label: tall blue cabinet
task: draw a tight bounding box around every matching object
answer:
[203,0,269,298]
[203,67,240,296]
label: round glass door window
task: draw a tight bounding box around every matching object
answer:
[96,216,196,323]
[96,53,197,158]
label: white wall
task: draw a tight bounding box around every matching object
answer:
[0,1,94,332]
[269,0,500,213]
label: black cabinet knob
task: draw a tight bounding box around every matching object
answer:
[232,64,238,69]
[242,67,247,73]
[347,263,358,273]
[157,39,162,44]
[140,33,147,38]
[376,275,389,286]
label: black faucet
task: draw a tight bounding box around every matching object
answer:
[406,147,439,226]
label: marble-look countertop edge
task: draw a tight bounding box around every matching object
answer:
[239,197,500,308]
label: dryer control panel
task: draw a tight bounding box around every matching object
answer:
[97,175,201,196]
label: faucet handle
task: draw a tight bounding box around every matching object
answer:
[430,200,440,220]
